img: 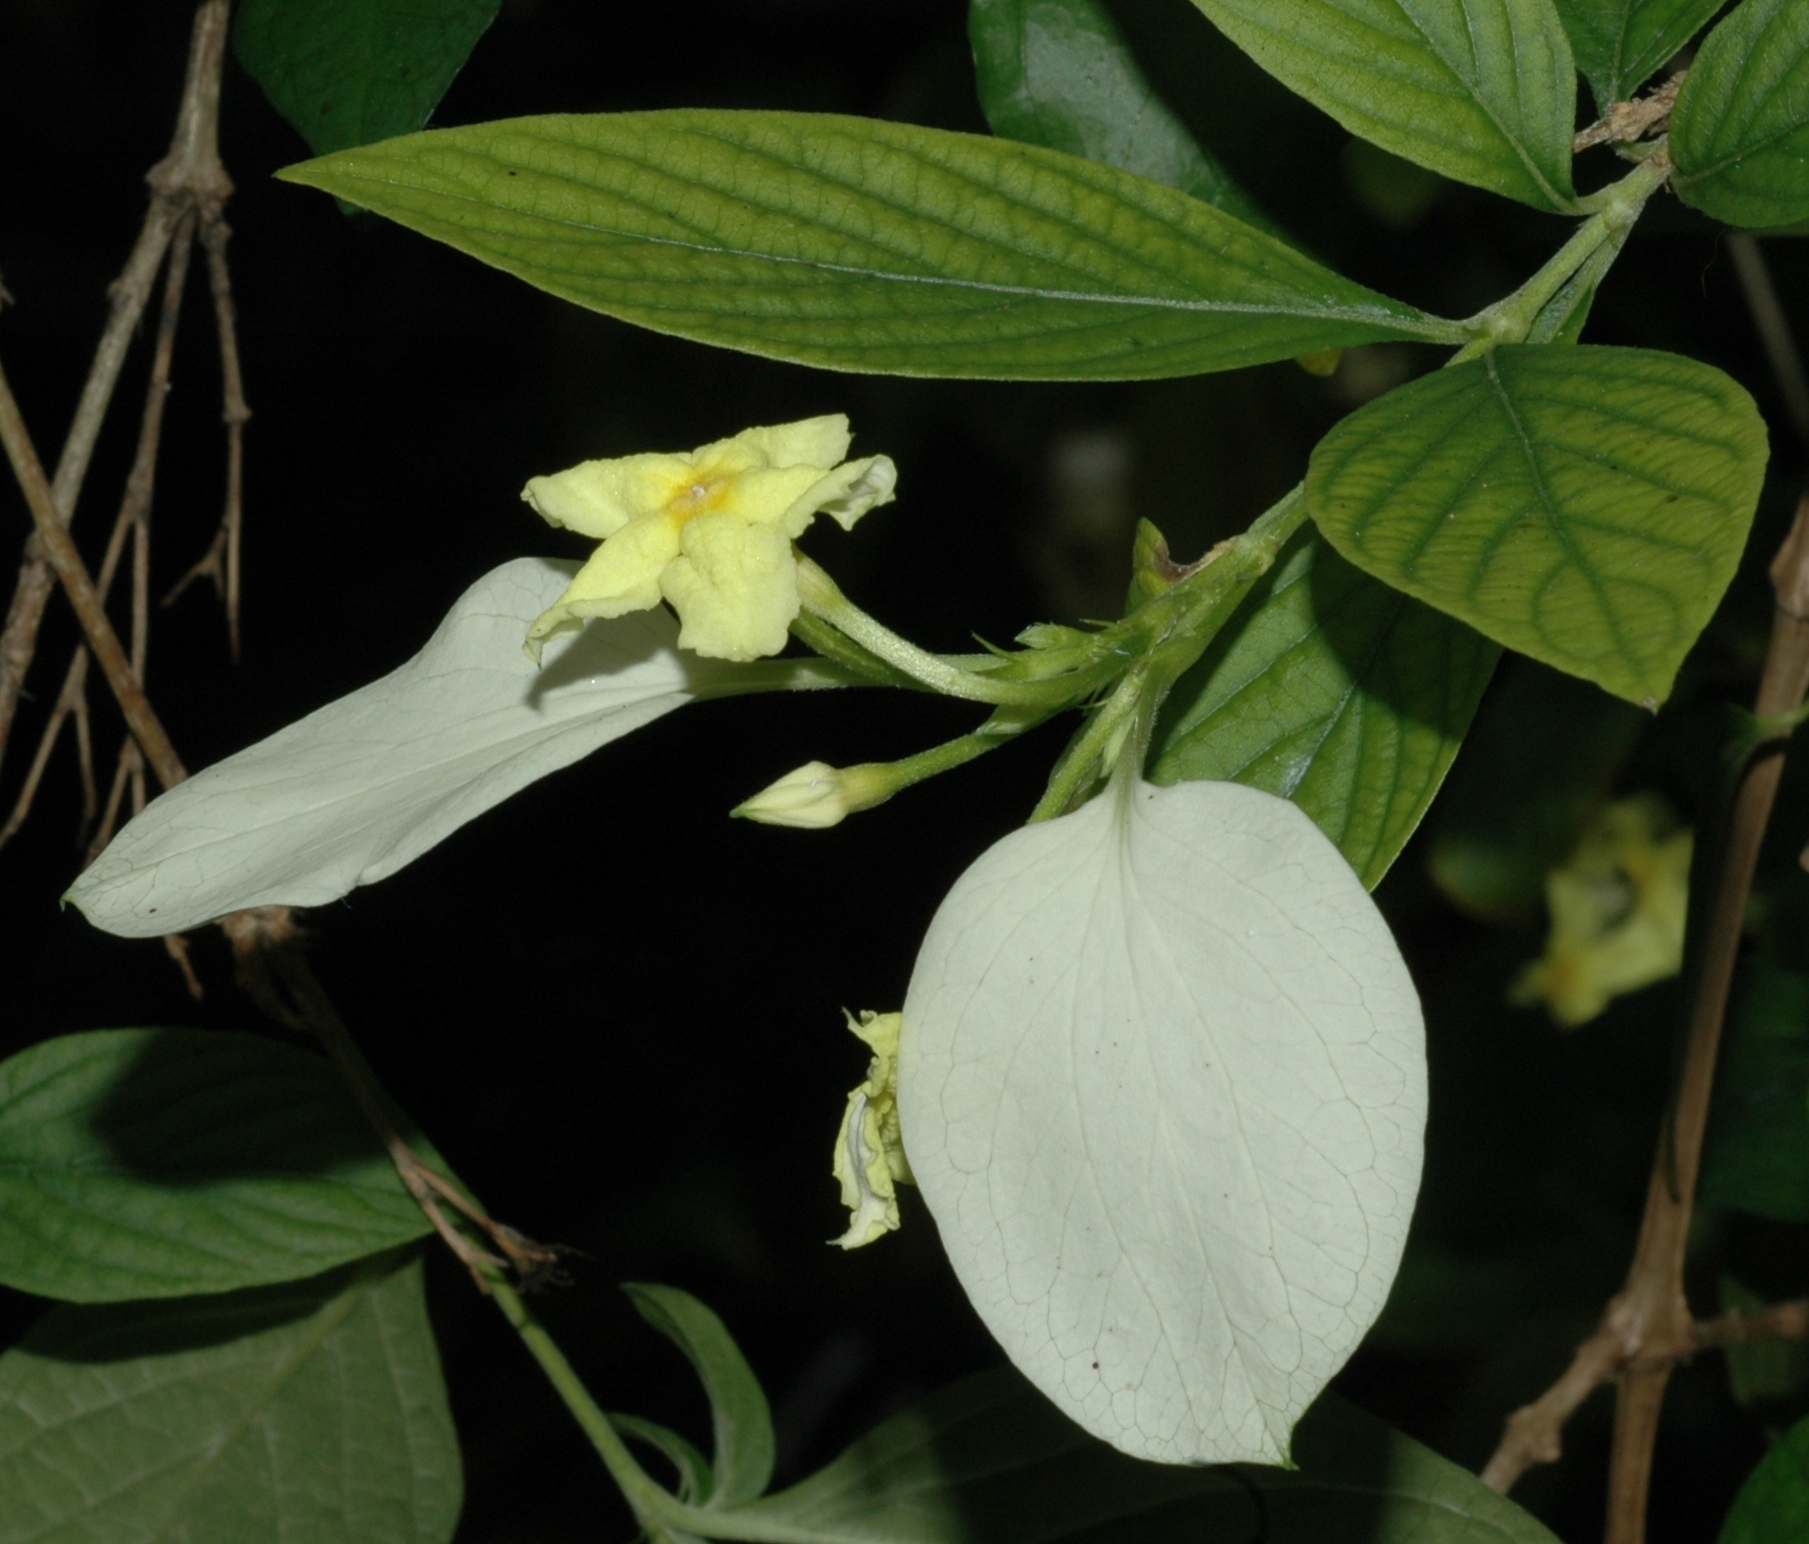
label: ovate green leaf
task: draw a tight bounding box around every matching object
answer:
[278,111,1463,381]
[898,778,1424,1464]
[1149,532,1498,888]
[68,559,830,938]
[1720,1410,1809,1544]
[0,1029,431,1302]
[733,1371,1562,1542]
[624,1284,775,1508]
[236,0,499,157]
[1188,0,1578,209]
[0,1253,460,1544]
[1551,0,1721,110]
[1672,0,1809,229]
[969,0,1275,229]
[1306,345,1767,706]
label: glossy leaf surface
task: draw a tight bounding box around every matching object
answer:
[0,1029,431,1302]
[1551,0,1721,109]
[236,0,499,157]
[279,111,1461,381]
[625,1284,775,1509]
[736,1371,1563,1541]
[68,558,822,938]
[1672,0,1809,229]
[1307,345,1767,706]
[899,778,1424,1464]
[969,0,1274,228]
[1150,532,1497,889]
[1188,0,1578,209]
[0,1254,459,1544]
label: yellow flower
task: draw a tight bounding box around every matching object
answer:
[832,1010,913,1249]
[522,415,896,662]
[1511,795,1692,1028]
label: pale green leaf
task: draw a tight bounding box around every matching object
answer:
[0,1029,432,1302]
[1720,1410,1809,1544]
[277,110,1463,381]
[898,778,1424,1464]
[235,0,499,157]
[69,558,835,938]
[968,0,1276,229]
[1189,0,1578,209]
[614,1413,716,1507]
[734,1371,1561,1542]
[624,1284,775,1509]
[0,1252,460,1544]
[1306,345,1767,706]
[1149,531,1498,889]
[1672,0,1809,230]
[1550,0,1721,110]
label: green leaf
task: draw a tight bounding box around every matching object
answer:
[968,0,1276,230]
[1148,530,1498,889]
[613,1413,716,1507]
[624,1284,775,1508]
[1550,0,1721,110]
[277,110,1464,381]
[235,0,500,157]
[1427,657,1645,920]
[1672,0,1809,230]
[728,1370,1562,1541]
[1720,1410,1809,1544]
[0,1028,433,1302]
[0,1251,460,1544]
[1188,0,1578,210]
[1702,966,1809,1223]
[1306,345,1768,707]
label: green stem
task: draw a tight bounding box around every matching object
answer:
[794,555,1072,708]
[1452,153,1669,363]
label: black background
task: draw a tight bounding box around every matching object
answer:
[2,1,1807,1538]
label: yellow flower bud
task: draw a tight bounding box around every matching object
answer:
[732,760,894,829]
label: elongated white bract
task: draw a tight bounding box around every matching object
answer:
[69,558,815,937]
[898,776,1424,1465]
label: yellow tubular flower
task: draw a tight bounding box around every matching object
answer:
[522,415,897,662]
[831,1010,913,1249]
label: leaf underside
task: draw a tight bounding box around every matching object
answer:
[1672,0,1809,229]
[278,109,1456,381]
[1306,345,1768,706]
[1188,0,1577,210]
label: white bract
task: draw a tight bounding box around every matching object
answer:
[897,776,1424,1467]
[69,558,831,937]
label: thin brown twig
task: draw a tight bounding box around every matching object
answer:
[0,357,186,789]
[164,210,250,660]
[1693,1297,1809,1350]
[0,0,232,781]
[1727,234,1809,454]
[1479,497,1809,1541]
[220,910,566,1291]
[1574,73,1684,154]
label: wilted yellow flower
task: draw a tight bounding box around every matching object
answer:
[522,415,896,662]
[1512,795,1692,1028]
[832,1010,913,1249]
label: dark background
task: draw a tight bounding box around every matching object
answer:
[2,0,1807,1538]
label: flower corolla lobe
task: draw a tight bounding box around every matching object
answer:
[523,415,896,663]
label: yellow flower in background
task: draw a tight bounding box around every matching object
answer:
[832,1010,913,1249]
[1512,795,1693,1028]
[522,415,896,662]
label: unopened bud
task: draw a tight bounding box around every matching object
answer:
[733,761,893,829]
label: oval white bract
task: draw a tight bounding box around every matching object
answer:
[898,777,1424,1466]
